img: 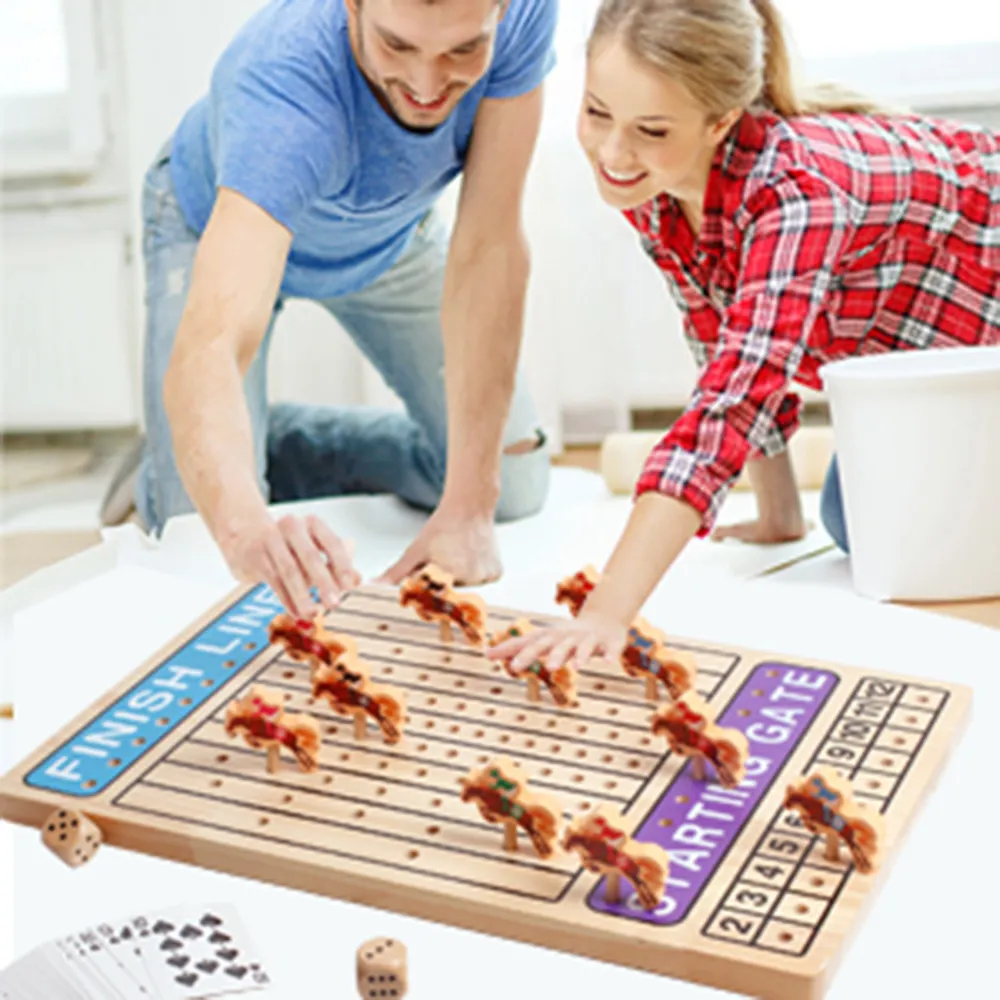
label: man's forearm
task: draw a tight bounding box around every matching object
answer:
[164,340,268,543]
[439,232,530,514]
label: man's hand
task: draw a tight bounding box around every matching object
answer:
[219,512,360,617]
[377,508,501,587]
[711,515,811,545]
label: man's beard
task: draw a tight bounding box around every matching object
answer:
[355,18,447,135]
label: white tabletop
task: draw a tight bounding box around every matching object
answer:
[1,469,995,999]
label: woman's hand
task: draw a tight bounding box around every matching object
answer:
[486,610,629,673]
[711,515,810,544]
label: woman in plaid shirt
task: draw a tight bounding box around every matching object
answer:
[490,0,1000,673]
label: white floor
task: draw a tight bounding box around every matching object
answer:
[0,436,134,534]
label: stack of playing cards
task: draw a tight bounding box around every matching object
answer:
[0,902,272,999]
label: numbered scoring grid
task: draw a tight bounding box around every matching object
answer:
[111,592,742,902]
[703,677,949,956]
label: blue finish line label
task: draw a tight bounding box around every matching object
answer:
[25,584,279,797]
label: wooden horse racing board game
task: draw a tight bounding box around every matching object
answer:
[0,584,970,999]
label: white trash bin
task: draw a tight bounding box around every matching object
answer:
[820,346,1000,603]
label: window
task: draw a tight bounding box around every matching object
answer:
[0,0,106,179]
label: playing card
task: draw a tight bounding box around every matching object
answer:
[0,942,90,1000]
[91,919,158,996]
[129,904,271,999]
[64,932,143,999]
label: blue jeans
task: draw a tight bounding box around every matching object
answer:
[820,455,850,553]
[135,149,549,534]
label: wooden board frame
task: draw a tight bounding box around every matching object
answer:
[0,583,971,1000]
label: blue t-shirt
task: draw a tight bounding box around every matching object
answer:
[169,0,558,299]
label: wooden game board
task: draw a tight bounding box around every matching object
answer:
[0,584,970,1000]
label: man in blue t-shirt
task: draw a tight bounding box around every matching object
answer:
[102,0,558,616]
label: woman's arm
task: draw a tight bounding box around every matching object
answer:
[712,450,807,543]
[491,493,701,673]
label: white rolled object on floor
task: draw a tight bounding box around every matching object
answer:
[822,346,1000,602]
[599,426,834,495]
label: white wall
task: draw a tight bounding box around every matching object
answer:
[4,1,998,439]
[117,0,374,425]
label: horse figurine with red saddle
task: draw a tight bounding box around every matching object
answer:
[563,805,669,911]
[399,563,487,646]
[651,693,749,789]
[269,613,357,671]
[311,653,407,745]
[554,565,600,617]
[224,684,321,773]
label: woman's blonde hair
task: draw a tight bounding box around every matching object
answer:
[589,0,891,121]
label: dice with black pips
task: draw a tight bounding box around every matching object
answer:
[41,808,102,867]
[356,936,407,998]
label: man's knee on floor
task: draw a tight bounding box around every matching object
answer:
[496,431,550,522]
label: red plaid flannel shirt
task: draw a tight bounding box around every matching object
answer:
[626,110,1000,535]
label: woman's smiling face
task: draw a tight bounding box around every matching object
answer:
[577,34,733,211]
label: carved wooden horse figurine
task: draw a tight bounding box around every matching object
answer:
[399,563,487,645]
[224,685,321,773]
[651,694,748,789]
[563,805,669,911]
[489,619,579,708]
[460,757,562,859]
[785,768,885,874]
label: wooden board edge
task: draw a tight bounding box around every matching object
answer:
[0,582,258,804]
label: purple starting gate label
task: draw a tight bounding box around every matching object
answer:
[587,662,838,925]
